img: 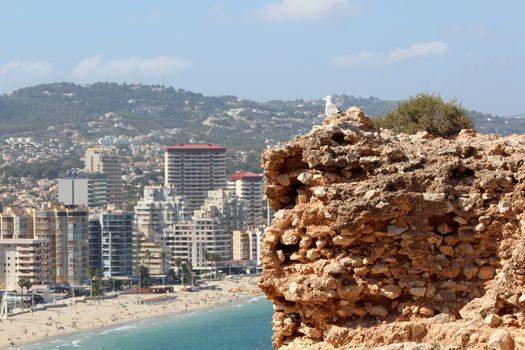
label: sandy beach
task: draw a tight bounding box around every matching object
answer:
[0,277,262,349]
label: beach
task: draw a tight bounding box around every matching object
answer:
[0,277,263,349]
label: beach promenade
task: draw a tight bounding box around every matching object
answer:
[0,277,262,349]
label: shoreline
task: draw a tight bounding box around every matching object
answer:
[0,277,264,350]
[13,294,266,350]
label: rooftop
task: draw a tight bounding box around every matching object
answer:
[165,143,226,152]
[228,171,263,181]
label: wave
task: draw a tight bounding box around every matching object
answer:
[249,296,264,303]
[234,295,264,309]
[99,324,138,335]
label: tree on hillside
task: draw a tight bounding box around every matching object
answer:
[375,93,474,137]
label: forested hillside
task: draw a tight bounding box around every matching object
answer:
[1,83,521,148]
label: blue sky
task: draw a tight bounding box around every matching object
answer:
[0,0,523,115]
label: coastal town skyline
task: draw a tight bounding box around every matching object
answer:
[0,132,271,347]
[1,141,265,290]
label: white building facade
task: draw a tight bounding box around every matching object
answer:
[227,171,263,230]
[0,238,51,290]
[164,144,226,219]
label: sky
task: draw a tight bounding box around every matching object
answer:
[0,0,523,116]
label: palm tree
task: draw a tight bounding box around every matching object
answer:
[95,268,103,296]
[160,250,167,274]
[95,268,103,281]
[174,258,182,276]
[137,255,145,290]
[107,277,115,291]
[87,267,96,297]
[23,279,32,294]
[160,251,167,285]
[203,249,211,280]
[138,265,149,289]
[180,260,193,286]
[145,249,152,272]
[18,278,27,294]
[210,253,222,280]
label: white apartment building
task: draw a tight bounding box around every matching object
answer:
[163,189,236,271]
[134,185,186,241]
[57,171,108,209]
[134,186,182,276]
[164,144,226,219]
[232,229,262,264]
[0,238,51,290]
[227,171,263,230]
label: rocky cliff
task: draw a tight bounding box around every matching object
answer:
[259,108,525,350]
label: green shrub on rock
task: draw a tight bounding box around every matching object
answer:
[375,93,474,137]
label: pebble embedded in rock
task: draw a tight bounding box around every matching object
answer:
[488,329,514,350]
[409,287,427,298]
[478,265,496,280]
[369,305,389,317]
[380,284,402,299]
[484,314,501,327]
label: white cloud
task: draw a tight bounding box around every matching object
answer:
[0,61,53,75]
[257,0,353,21]
[334,41,449,68]
[73,55,193,79]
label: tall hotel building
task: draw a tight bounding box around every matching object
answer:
[85,147,123,208]
[164,144,226,218]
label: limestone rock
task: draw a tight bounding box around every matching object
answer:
[369,305,389,317]
[324,262,344,275]
[478,266,496,280]
[380,284,402,299]
[488,329,514,350]
[484,314,501,328]
[260,107,525,350]
[409,287,427,298]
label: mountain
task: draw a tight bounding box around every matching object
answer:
[1,82,521,146]
[1,82,524,181]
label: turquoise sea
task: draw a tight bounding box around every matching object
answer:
[16,297,273,350]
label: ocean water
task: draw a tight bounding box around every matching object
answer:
[16,297,273,350]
